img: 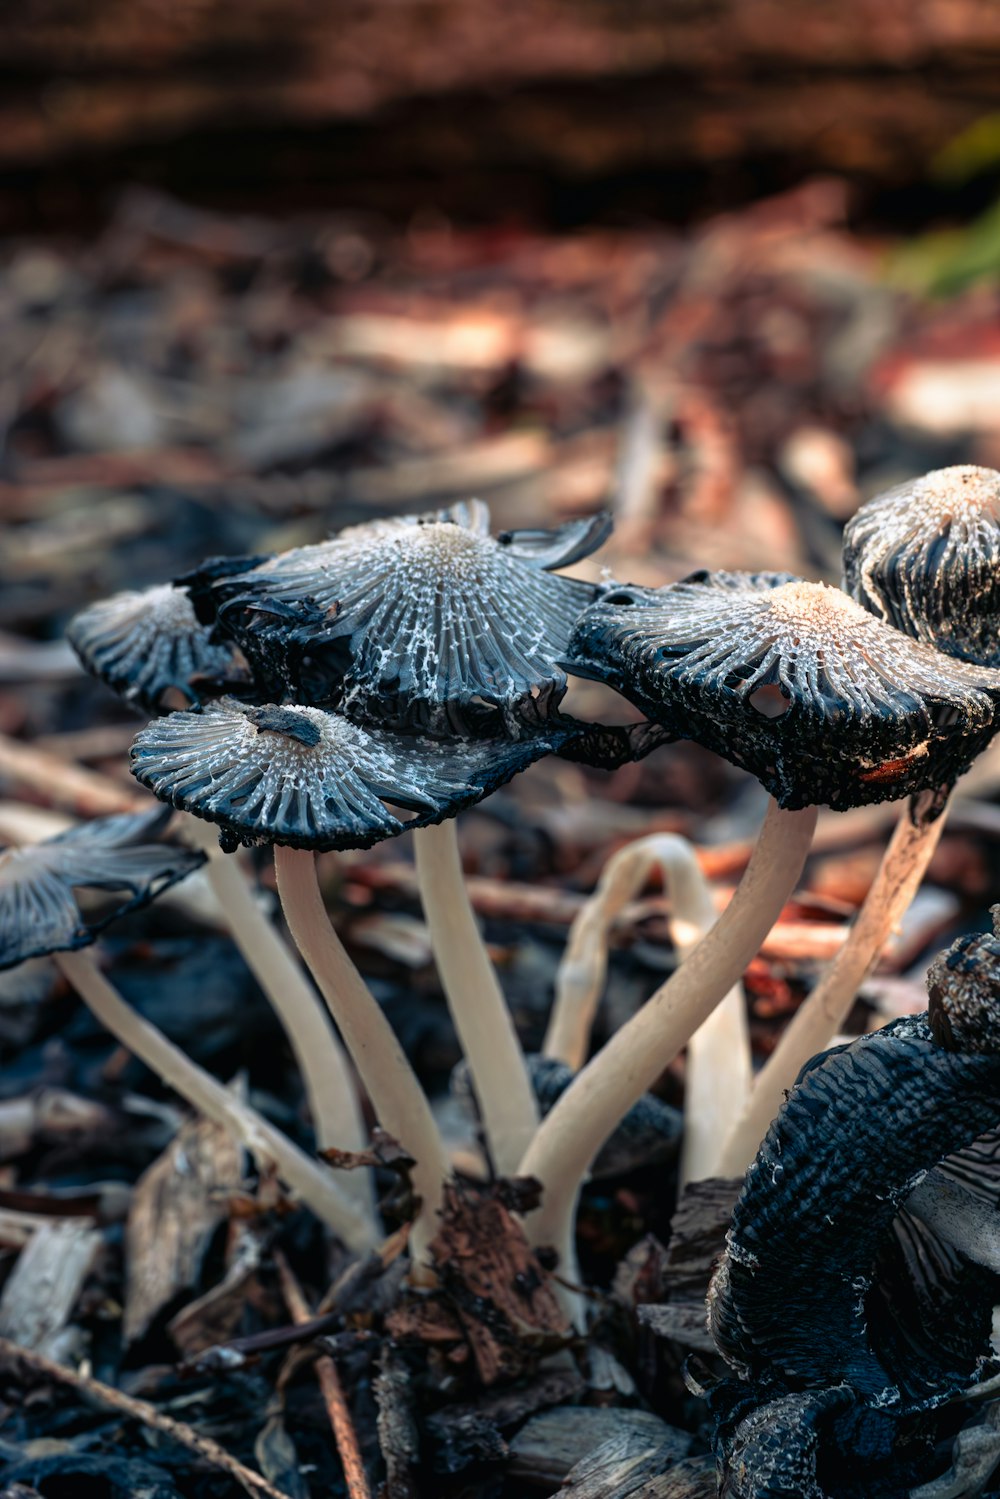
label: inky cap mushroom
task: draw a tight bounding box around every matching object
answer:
[130,697,581,852]
[68,583,247,712]
[565,570,1000,810]
[843,465,1000,668]
[0,806,205,969]
[187,501,609,733]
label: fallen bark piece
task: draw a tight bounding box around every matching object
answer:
[374,1347,421,1499]
[638,1302,717,1356]
[0,1219,101,1353]
[430,1181,573,1385]
[124,1108,242,1345]
[552,1436,716,1499]
[659,1178,742,1301]
[509,1405,691,1487]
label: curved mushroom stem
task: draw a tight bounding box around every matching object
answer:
[413,821,539,1177]
[541,833,750,1185]
[516,801,817,1274]
[53,948,373,1253]
[273,844,447,1268]
[715,785,950,1176]
[186,824,375,1225]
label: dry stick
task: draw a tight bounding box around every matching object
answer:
[542,832,751,1182]
[273,846,447,1268]
[273,1249,373,1499]
[517,802,818,1295]
[182,819,375,1226]
[53,949,371,1254]
[413,821,539,1177]
[715,786,951,1176]
[0,730,144,818]
[0,1335,291,1499]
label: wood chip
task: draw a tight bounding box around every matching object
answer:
[510,1406,690,1486]
[0,1220,100,1352]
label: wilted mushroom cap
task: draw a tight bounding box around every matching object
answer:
[68,583,246,713]
[565,571,1000,811]
[927,905,1000,1055]
[708,1009,1000,1404]
[189,500,609,733]
[0,806,205,970]
[130,697,579,853]
[451,1054,682,1178]
[843,465,1000,668]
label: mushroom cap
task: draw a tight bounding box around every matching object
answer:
[565,570,1000,810]
[926,905,1000,1055]
[68,583,246,713]
[0,806,205,970]
[129,697,579,852]
[843,465,1000,667]
[188,501,608,733]
[708,1010,1000,1405]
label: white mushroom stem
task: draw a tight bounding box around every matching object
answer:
[541,833,750,1185]
[181,819,374,1225]
[715,787,950,1177]
[52,948,372,1253]
[413,821,539,1178]
[516,801,817,1270]
[273,844,447,1267]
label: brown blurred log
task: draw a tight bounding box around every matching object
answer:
[4,0,1000,187]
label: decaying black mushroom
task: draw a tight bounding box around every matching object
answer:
[186,500,609,733]
[129,696,586,853]
[705,915,1000,1497]
[68,583,247,713]
[450,1053,683,1179]
[843,465,1000,668]
[566,571,1000,810]
[0,806,205,969]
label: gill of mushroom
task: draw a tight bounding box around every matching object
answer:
[717,464,1000,1174]
[0,808,373,1252]
[129,697,586,1264]
[707,917,1000,1498]
[187,500,610,1179]
[66,581,374,1225]
[516,570,1000,1279]
[541,831,750,1187]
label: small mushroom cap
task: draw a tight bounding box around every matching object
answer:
[451,1054,682,1178]
[0,806,205,970]
[565,571,1000,810]
[843,465,1000,667]
[926,906,1000,1055]
[189,500,607,733]
[68,583,246,713]
[130,698,577,852]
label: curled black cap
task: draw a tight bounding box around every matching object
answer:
[0,807,206,970]
[188,500,608,734]
[843,464,1000,667]
[68,583,246,713]
[129,697,578,852]
[926,907,1000,1055]
[565,570,1000,810]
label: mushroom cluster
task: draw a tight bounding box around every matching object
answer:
[53,471,1000,1384]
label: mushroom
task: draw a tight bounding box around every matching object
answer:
[129,696,586,1257]
[723,465,1000,1172]
[185,501,616,1179]
[515,570,1000,1278]
[707,917,1000,1496]
[0,807,371,1251]
[67,583,374,1224]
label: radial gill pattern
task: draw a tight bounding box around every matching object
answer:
[130,698,573,850]
[566,571,1000,809]
[68,583,242,712]
[0,807,205,969]
[189,501,606,733]
[843,465,1000,667]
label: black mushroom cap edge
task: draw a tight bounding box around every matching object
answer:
[178,501,612,734]
[562,569,1000,812]
[0,806,206,971]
